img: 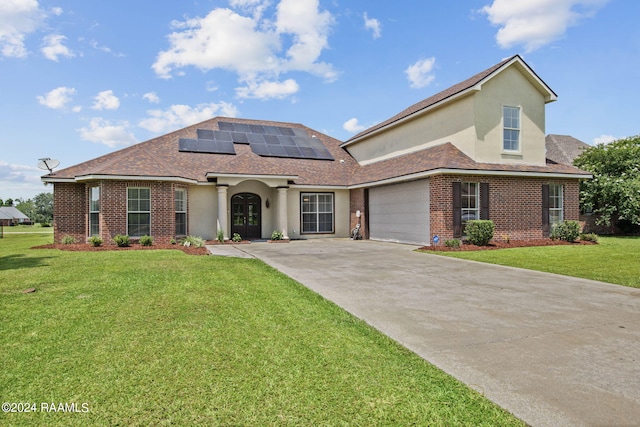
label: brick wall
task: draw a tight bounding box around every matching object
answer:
[54,180,181,244]
[53,182,86,243]
[349,188,368,238]
[429,175,581,242]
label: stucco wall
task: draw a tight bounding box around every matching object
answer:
[188,184,217,240]
[286,188,350,239]
[474,66,547,165]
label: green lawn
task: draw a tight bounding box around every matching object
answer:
[0,234,523,426]
[426,236,640,288]
[1,224,54,234]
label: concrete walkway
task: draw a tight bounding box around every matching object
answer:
[213,239,640,427]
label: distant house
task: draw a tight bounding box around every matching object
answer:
[545,134,590,166]
[42,55,590,245]
[0,206,30,226]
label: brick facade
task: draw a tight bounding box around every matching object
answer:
[54,180,184,244]
[349,187,368,238]
[349,174,581,244]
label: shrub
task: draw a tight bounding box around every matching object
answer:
[61,235,76,245]
[444,239,460,248]
[139,235,153,246]
[271,230,284,240]
[88,236,103,247]
[550,220,581,242]
[182,235,205,248]
[464,220,495,246]
[579,232,599,243]
[113,234,130,247]
[217,229,224,243]
[170,238,176,245]
[231,233,242,243]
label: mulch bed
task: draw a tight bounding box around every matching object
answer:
[32,243,210,255]
[418,239,597,251]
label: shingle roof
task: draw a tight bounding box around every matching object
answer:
[545,134,590,166]
[351,143,590,186]
[49,117,360,186]
[0,206,29,220]
[343,54,557,146]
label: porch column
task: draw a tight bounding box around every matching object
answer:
[277,186,289,239]
[217,185,229,240]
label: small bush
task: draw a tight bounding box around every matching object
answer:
[88,236,103,247]
[580,232,599,243]
[271,230,284,240]
[113,234,130,247]
[217,229,224,243]
[139,235,153,246]
[551,220,581,242]
[444,239,460,248]
[170,238,176,245]
[182,235,205,248]
[231,233,242,243]
[61,235,76,245]
[464,220,495,246]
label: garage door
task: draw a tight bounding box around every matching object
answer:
[368,179,430,245]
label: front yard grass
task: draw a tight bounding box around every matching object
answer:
[428,236,640,288]
[0,234,523,426]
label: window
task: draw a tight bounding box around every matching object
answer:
[549,184,563,226]
[127,187,150,236]
[461,182,479,231]
[89,186,100,236]
[301,193,334,233]
[175,189,187,236]
[503,106,520,152]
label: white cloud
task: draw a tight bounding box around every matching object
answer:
[405,57,436,89]
[343,118,365,133]
[138,102,240,134]
[143,92,160,104]
[0,0,45,57]
[363,12,381,39]
[41,34,74,61]
[593,134,616,145]
[481,0,610,52]
[36,86,76,109]
[50,7,63,16]
[0,160,40,183]
[236,78,299,99]
[92,90,120,110]
[153,0,336,99]
[78,118,138,148]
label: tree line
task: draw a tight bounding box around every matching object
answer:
[1,192,53,225]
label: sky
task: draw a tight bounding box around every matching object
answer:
[1,0,638,200]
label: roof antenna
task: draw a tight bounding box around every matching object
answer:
[38,158,60,174]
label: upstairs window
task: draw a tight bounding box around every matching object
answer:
[503,106,520,152]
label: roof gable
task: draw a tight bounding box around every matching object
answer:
[342,55,557,147]
[545,134,590,165]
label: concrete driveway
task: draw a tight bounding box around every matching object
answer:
[231,239,640,427]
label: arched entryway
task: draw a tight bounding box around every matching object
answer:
[231,193,261,239]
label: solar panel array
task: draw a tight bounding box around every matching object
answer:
[178,122,334,161]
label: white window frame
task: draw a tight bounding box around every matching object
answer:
[503,105,521,152]
[461,182,479,232]
[549,184,563,226]
[301,192,334,234]
[89,186,100,236]
[175,189,187,237]
[127,187,151,237]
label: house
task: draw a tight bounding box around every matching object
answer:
[42,55,590,245]
[0,206,30,226]
[545,134,590,166]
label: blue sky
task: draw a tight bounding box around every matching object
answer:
[1,0,637,200]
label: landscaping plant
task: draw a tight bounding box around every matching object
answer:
[139,235,153,246]
[550,220,581,242]
[464,220,495,246]
[113,234,130,247]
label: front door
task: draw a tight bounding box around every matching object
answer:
[231,193,261,239]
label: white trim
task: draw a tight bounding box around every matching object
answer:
[43,175,198,184]
[289,184,348,190]
[207,173,298,180]
[348,168,591,189]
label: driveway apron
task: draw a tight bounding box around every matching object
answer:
[235,239,640,427]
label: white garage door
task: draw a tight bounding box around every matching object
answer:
[368,179,430,245]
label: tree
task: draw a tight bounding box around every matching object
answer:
[573,135,640,231]
[3,198,13,207]
[14,192,53,224]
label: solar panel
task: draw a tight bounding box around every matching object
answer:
[180,122,333,160]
